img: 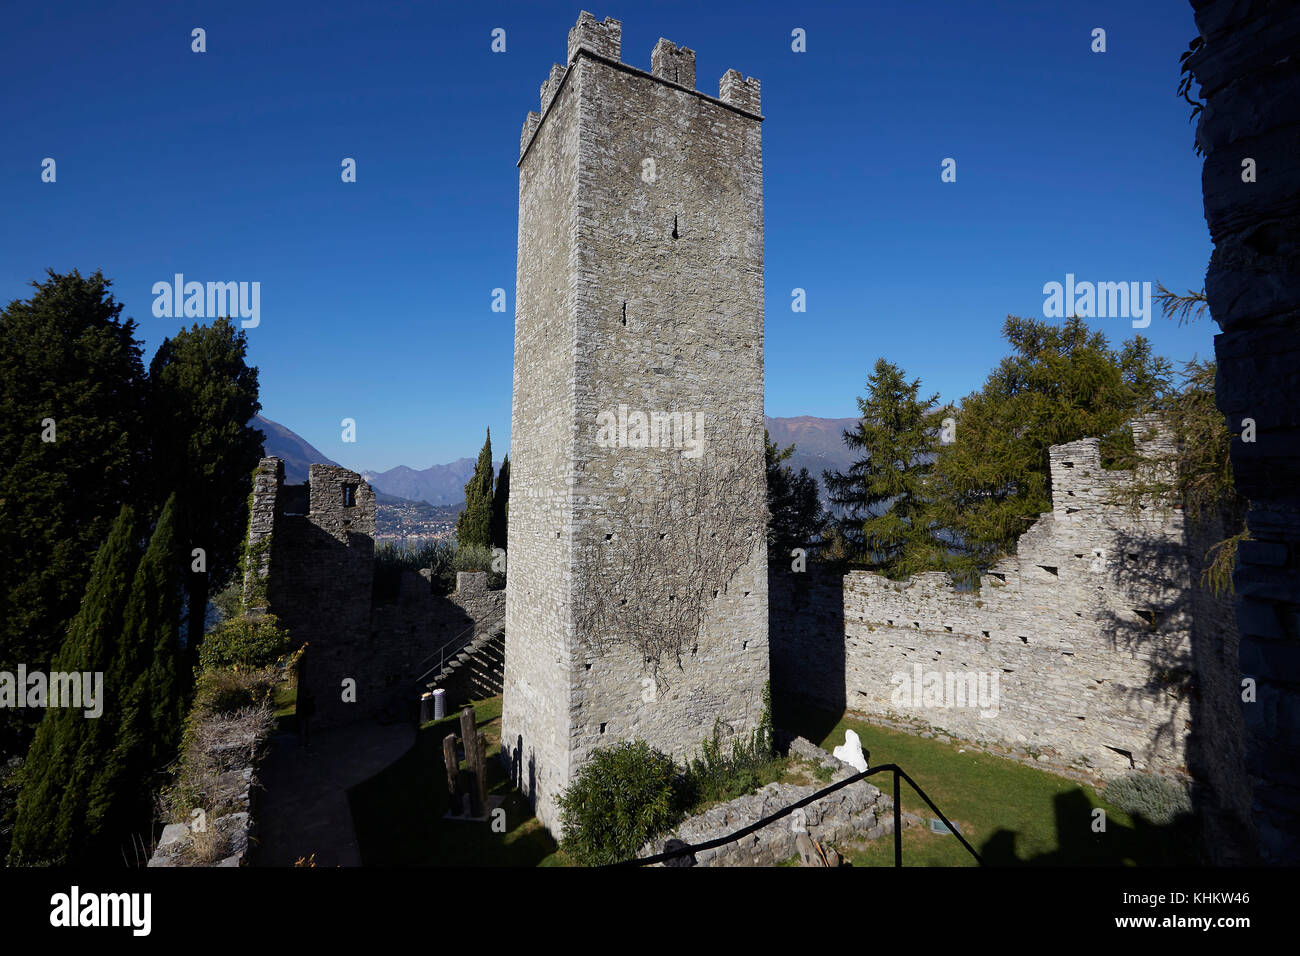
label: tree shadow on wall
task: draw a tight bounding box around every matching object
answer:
[1093,524,1253,863]
[979,788,1199,866]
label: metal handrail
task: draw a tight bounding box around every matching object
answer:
[415,611,505,687]
[619,762,984,867]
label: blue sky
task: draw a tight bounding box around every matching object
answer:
[2,1,1213,471]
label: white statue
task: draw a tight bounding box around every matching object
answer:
[832,729,868,772]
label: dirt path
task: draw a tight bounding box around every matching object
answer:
[251,720,415,866]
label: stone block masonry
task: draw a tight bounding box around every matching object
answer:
[1188,0,1300,865]
[836,419,1195,777]
[503,11,769,836]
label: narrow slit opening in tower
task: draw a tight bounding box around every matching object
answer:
[672,215,679,239]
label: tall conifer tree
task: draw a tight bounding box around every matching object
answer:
[456,429,495,549]
[7,506,139,866]
[83,495,184,864]
[491,456,511,550]
[823,359,945,578]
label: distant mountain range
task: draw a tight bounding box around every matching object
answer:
[361,460,502,508]
[253,413,859,508]
[764,415,858,490]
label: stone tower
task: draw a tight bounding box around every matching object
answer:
[502,12,769,834]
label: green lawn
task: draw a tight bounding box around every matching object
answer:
[347,696,560,866]
[782,703,1198,867]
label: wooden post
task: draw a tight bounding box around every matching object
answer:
[442,733,460,811]
[459,708,482,817]
[473,731,490,816]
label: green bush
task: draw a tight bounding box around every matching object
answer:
[454,542,504,589]
[197,614,293,671]
[1103,772,1192,826]
[191,666,278,715]
[557,740,682,866]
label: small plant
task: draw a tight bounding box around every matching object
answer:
[198,613,292,671]
[681,682,781,808]
[1103,772,1192,826]
[557,740,681,866]
[188,824,228,865]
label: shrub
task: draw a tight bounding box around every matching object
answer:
[197,614,293,671]
[192,667,278,715]
[1103,772,1192,826]
[557,740,682,866]
[454,542,504,589]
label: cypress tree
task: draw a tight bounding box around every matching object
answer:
[491,455,510,550]
[823,359,946,578]
[7,506,139,866]
[83,495,184,864]
[456,429,494,549]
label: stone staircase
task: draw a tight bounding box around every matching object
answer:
[425,624,505,706]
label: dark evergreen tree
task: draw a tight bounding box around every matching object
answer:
[148,318,263,662]
[823,359,946,578]
[491,455,510,550]
[83,496,184,864]
[0,270,146,759]
[7,507,139,866]
[456,429,494,548]
[764,432,823,567]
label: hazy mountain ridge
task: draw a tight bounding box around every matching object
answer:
[256,414,858,508]
[764,415,858,491]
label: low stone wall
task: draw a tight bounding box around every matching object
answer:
[148,701,274,867]
[639,738,891,866]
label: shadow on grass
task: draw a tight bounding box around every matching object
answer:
[347,697,558,866]
[980,789,1199,866]
[778,697,1200,867]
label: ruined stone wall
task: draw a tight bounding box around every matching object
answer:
[247,458,506,730]
[838,421,1194,777]
[273,464,376,729]
[504,12,769,835]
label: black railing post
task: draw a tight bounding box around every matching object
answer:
[893,769,902,867]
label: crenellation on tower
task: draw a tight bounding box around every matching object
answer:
[719,69,761,114]
[650,38,695,89]
[540,63,567,112]
[520,110,541,159]
[567,11,621,63]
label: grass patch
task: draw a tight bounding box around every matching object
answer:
[347,695,559,866]
[781,702,1198,867]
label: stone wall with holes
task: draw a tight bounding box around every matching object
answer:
[834,418,1196,777]
[247,458,505,730]
[503,11,769,836]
